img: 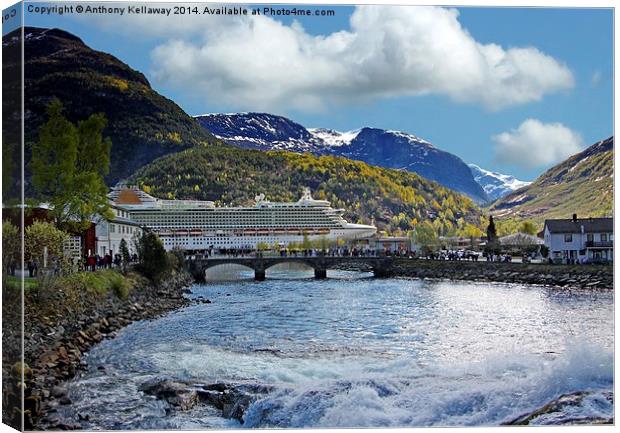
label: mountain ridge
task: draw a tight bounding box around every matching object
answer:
[195,112,490,203]
[489,136,613,225]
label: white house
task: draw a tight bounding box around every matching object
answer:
[542,215,613,264]
[94,205,143,257]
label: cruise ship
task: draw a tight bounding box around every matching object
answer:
[109,186,377,250]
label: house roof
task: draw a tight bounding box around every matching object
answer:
[544,217,613,234]
[500,232,544,245]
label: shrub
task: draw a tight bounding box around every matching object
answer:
[99,269,131,299]
[167,247,185,271]
[2,221,20,275]
[134,231,170,282]
[24,220,68,263]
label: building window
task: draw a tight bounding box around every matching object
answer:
[601,233,608,242]
[564,234,572,242]
[587,233,593,242]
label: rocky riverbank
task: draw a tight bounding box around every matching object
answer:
[74,377,615,428]
[2,269,194,430]
[390,259,613,290]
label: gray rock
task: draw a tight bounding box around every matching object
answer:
[51,386,67,398]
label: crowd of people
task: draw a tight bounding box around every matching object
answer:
[425,250,481,261]
[190,246,421,259]
[84,253,138,271]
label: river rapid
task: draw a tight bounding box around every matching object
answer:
[54,266,614,429]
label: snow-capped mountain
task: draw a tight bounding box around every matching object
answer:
[195,112,489,203]
[468,164,531,202]
[195,112,329,153]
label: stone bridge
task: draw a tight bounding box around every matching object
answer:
[185,255,396,281]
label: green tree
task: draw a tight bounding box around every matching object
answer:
[519,220,538,236]
[30,99,113,230]
[24,220,69,264]
[412,221,438,256]
[485,215,501,255]
[463,223,484,251]
[2,141,19,203]
[301,233,312,250]
[2,221,20,276]
[119,238,131,273]
[134,230,169,282]
[256,242,270,251]
[315,236,329,252]
[76,113,112,176]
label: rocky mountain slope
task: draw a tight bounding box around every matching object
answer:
[128,145,483,234]
[469,164,531,202]
[196,113,489,203]
[489,137,613,224]
[3,26,218,193]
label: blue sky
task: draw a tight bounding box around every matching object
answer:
[13,3,614,180]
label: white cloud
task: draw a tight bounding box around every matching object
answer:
[86,5,575,112]
[493,119,583,169]
[591,70,602,86]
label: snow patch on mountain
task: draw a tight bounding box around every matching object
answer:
[386,130,433,146]
[307,128,360,147]
[469,164,531,202]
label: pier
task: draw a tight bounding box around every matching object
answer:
[186,254,396,281]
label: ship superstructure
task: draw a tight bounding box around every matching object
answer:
[109,186,376,250]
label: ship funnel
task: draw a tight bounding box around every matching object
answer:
[300,187,313,201]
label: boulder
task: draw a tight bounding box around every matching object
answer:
[503,391,613,425]
[139,378,199,411]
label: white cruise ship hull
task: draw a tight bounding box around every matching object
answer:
[110,186,378,251]
[158,224,377,251]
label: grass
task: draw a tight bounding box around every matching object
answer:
[4,275,39,291]
[56,269,133,299]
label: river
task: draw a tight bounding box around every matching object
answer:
[54,266,614,429]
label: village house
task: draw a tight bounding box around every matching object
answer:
[542,215,613,264]
[373,236,413,253]
[94,204,143,257]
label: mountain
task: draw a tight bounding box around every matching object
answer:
[468,164,531,202]
[195,112,327,153]
[489,137,613,225]
[3,27,218,194]
[128,145,483,235]
[195,112,489,203]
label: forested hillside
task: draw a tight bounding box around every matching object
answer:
[129,145,483,235]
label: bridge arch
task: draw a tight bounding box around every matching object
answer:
[203,263,256,280]
[264,260,324,280]
[186,256,394,281]
[263,260,315,272]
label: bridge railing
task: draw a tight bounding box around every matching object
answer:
[186,250,387,261]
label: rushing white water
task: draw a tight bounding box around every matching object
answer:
[56,271,613,429]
